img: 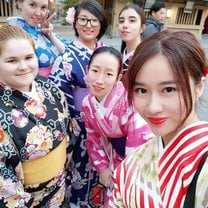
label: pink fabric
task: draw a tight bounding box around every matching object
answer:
[82,81,152,172]
[38,66,52,78]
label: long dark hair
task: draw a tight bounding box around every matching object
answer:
[119,3,146,53]
[128,30,206,125]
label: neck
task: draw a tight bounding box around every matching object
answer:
[162,115,199,147]
[125,37,141,54]
[78,38,97,51]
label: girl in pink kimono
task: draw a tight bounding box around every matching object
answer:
[82,46,152,207]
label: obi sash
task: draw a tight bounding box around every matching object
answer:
[22,137,67,185]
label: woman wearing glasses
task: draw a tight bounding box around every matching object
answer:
[49,0,107,207]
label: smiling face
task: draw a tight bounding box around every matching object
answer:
[0,38,38,91]
[133,55,200,144]
[87,52,120,102]
[18,0,48,27]
[118,8,144,44]
[75,9,101,47]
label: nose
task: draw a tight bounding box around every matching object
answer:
[34,8,41,16]
[122,20,128,28]
[86,20,92,27]
[147,94,163,114]
[18,60,27,70]
[96,74,104,84]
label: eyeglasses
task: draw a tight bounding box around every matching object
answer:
[76,17,100,27]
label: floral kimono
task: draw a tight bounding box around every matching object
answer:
[110,121,208,208]
[83,81,152,172]
[7,17,59,77]
[49,39,103,206]
[0,77,70,207]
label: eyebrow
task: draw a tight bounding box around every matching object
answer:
[119,16,137,19]
[134,80,177,86]
[91,65,116,72]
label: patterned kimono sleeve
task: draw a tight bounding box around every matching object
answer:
[0,129,32,207]
[109,163,125,207]
[49,51,76,118]
[83,101,110,172]
[125,106,153,155]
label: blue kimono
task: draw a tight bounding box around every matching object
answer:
[7,17,60,78]
[49,39,103,206]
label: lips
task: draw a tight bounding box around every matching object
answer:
[148,117,167,125]
[32,17,41,24]
[93,85,104,91]
[121,31,129,35]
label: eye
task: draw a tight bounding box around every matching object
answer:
[106,73,113,77]
[163,87,176,93]
[41,6,47,11]
[129,18,136,23]
[80,17,86,21]
[7,59,16,63]
[30,3,36,8]
[134,87,147,95]
[26,55,35,60]
[118,18,124,24]
[91,19,98,23]
[90,69,98,73]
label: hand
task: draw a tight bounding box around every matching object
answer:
[99,169,112,187]
[41,10,56,38]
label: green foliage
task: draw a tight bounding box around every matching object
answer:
[62,0,78,25]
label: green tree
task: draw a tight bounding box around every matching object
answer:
[62,0,79,25]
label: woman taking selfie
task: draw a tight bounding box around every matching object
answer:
[110,31,208,207]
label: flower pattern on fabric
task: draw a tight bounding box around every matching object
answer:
[25,99,47,119]
[0,76,70,207]
[11,109,28,128]
[49,39,103,205]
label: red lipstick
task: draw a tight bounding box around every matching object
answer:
[148,117,167,125]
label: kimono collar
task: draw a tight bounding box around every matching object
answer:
[123,48,134,63]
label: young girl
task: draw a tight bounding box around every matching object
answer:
[110,31,208,207]
[82,46,152,207]
[118,3,146,81]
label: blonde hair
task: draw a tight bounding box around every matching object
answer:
[15,0,49,10]
[0,24,35,56]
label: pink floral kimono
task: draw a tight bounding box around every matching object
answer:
[82,81,152,172]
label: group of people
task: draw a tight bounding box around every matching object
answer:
[0,0,208,207]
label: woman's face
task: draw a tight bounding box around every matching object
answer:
[18,0,48,27]
[118,8,144,44]
[75,9,101,46]
[0,38,38,91]
[133,55,199,144]
[152,8,166,24]
[87,52,120,102]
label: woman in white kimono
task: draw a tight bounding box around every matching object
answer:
[110,30,208,207]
